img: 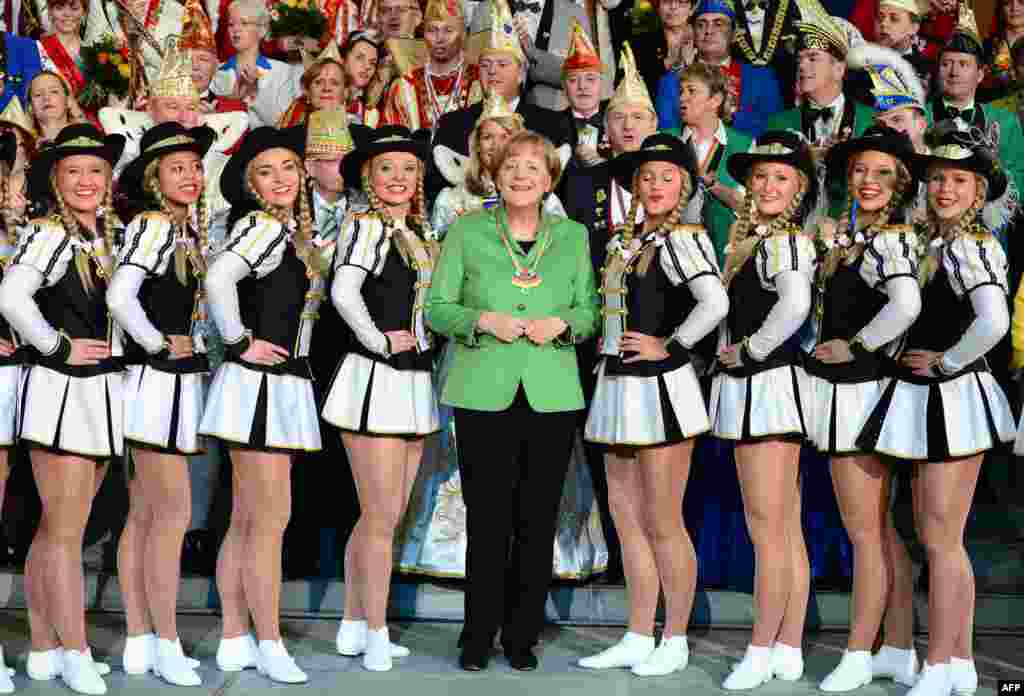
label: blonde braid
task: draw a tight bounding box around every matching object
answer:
[51,178,95,294]
[724,173,807,286]
[100,179,117,279]
[920,175,989,285]
[145,162,190,286]
[622,171,642,244]
[245,155,318,278]
[0,164,13,245]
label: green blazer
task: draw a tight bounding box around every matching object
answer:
[665,124,753,265]
[427,207,599,413]
[766,101,875,217]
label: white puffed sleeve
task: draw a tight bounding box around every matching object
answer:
[854,276,921,351]
[673,275,729,349]
[8,220,74,287]
[117,213,175,276]
[659,226,720,285]
[107,266,165,353]
[755,233,817,291]
[334,214,392,277]
[331,267,389,357]
[219,212,289,279]
[204,251,252,345]
[939,284,1010,373]
[747,270,812,360]
[859,227,920,289]
[0,265,60,354]
[942,233,1009,298]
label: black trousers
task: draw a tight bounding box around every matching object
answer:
[454,386,577,650]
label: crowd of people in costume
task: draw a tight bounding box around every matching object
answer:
[2,0,1024,693]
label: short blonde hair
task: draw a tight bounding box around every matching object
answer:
[493,130,562,191]
[679,62,736,122]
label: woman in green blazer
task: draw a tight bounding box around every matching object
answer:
[427,131,598,672]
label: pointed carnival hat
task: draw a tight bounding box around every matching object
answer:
[0,97,36,144]
[150,36,200,102]
[476,89,523,127]
[479,0,525,62]
[788,0,851,59]
[306,107,355,159]
[179,0,217,55]
[941,0,984,60]
[302,40,344,71]
[424,0,465,29]
[608,42,654,115]
[561,18,604,76]
[848,43,926,114]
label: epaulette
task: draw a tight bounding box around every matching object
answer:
[876,224,916,235]
[672,223,706,235]
[138,210,171,224]
[26,216,64,232]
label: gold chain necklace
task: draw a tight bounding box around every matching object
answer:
[496,209,552,290]
[734,0,789,66]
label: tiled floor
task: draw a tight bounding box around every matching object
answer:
[0,613,1020,695]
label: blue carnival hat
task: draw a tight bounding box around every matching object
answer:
[691,0,735,21]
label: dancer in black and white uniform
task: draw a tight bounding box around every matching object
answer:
[857,127,1015,696]
[322,125,438,671]
[107,122,216,688]
[579,133,727,677]
[0,129,20,696]
[710,130,816,691]
[808,125,921,692]
[0,124,126,696]
[198,126,326,685]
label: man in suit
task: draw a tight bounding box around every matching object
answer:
[766,9,875,215]
[655,0,783,138]
[469,0,620,111]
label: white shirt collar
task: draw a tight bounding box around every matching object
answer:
[681,121,728,147]
[809,92,844,112]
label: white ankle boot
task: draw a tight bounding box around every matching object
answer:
[631,636,689,676]
[27,648,63,680]
[336,619,411,658]
[62,649,108,695]
[216,634,259,672]
[0,646,14,695]
[154,638,201,687]
[770,642,803,680]
[578,632,655,669]
[820,650,873,692]
[872,645,919,686]
[85,649,110,677]
[256,640,307,684]
[723,644,773,690]
[122,634,155,675]
[363,627,393,672]
[950,657,977,696]
[908,662,953,696]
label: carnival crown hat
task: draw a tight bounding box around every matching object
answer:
[27,124,126,200]
[302,40,344,72]
[824,123,917,186]
[608,42,655,115]
[727,129,819,211]
[848,42,926,114]
[151,36,200,103]
[179,0,217,54]
[305,107,355,159]
[0,130,16,170]
[119,122,216,202]
[424,0,465,27]
[610,133,701,201]
[342,125,430,191]
[0,97,36,143]
[941,0,984,59]
[909,121,1008,200]
[480,0,525,63]
[562,18,604,75]
[788,0,850,59]
[690,0,735,22]
[220,125,307,207]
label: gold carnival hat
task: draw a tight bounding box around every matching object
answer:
[302,40,344,71]
[942,0,984,59]
[561,19,603,76]
[789,0,849,59]
[475,90,523,127]
[150,37,200,103]
[179,0,217,55]
[607,42,654,115]
[477,0,524,62]
[306,107,355,159]
[0,97,36,143]
[424,0,465,30]
[848,43,926,114]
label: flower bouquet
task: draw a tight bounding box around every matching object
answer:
[270,0,328,41]
[78,35,132,109]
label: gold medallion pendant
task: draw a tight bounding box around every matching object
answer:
[511,269,542,289]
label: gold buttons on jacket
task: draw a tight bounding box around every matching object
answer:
[516,303,526,311]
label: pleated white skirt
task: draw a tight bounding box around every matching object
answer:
[19,364,124,458]
[584,360,709,446]
[123,364,208,455]
[806,376,889,455]
[709,364,811,442]
[0,364,21,447]
[322,353,440,436]
[199,361,321,452]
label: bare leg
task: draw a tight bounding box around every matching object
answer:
[118,471,152,637]
[777,461,810,649]
[914,455,982,665]
[136,450,191,640]
[735,440,803,647]
[30,450,98,651]
[235,450,292,642]
[831,455,893,650]
[881,506,915,649]
[605,451,658,635]
[637,440,697,638]
[216,456,251,639]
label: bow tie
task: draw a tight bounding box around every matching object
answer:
[510,0,542,12]
[945,105,974,121]
[575,113,602,129]
[803,104,834,123]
